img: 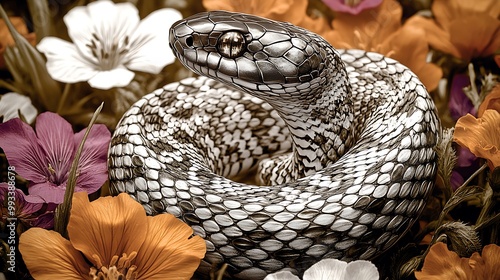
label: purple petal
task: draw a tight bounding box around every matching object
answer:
[27,181,66,204]
[451,171,464,191]
[73,124,111,193]
[35,112,76,186]
[448,73,476,121]
[32,210,55,229]
[456,146,477,168]
[0,118,48,183]
[322,0,383,14]
[0,183,42,216]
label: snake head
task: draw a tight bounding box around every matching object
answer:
[169,11,338,100]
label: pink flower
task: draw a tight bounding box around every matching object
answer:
[0,112,110,204]
[0,183,56,229]
[322,0,383,14]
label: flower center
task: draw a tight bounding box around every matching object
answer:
[89,252,138,280]
[343,0,363,6]
[86,33,130,71]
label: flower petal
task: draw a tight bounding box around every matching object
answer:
[476,244,500,278]
[303,259,347,280]
[479,85,500,117]
[0,118,48,183]
[322,0,383,15]
[87,67,135,89]
[35,112,75,185]
[28,182,66,204]
[453,110,500,169]
[405,16,461,59]
[134,214,206,279]
[449,73,475,121]
[37,37,98,83]
[415,242,473,279]
[344,260,380,280]
[68,192,148,266]
[125,8,182,73]
[264,271,300,280]
[73,124,111,194]
[64,0,139,63]
[19,227,90,279]
[0,92,37,123]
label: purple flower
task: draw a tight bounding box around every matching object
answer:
[0,183,56,229]
[449,73,476,121]
[0,112,110,204]
[321,0,383,15]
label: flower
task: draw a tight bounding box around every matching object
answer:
[406,0,500,62]
[453,109,500,169]
[321,0,442,91]
[0,17,36,69]
[0,92,37,123]
[478,84,500,117]
[0,112,110,204]
[415,242,500,279]
[19,192,206,279]
[264,259,379,280]
[322,0,383,15]
[0,183,56,229]
[448,74,476,121]
[36,0,182,90]
[202,0,329,34]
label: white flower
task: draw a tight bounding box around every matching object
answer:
[0,92,37,123]
[264,259,379,280]
[37,0,182,90]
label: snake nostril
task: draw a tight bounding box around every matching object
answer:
[185,36,194,48]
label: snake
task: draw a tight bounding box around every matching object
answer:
[108,10,440,279]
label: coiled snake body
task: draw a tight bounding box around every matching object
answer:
[109,11,440,279]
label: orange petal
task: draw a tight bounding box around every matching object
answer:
[414,242,473,279]
[453,110,500,168]
[448,15,500,61]
[19,227,90,279]
[478,85,500,117]
[405,16,461,59]
[67,192,148,267]
[380,25,442,91]
[477,244,500,278]
[134,214,206,279]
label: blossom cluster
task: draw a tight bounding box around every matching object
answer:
[0,0,498,279]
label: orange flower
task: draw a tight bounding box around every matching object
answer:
[453,109,500,169]
[202,0,329,34]
[19,192,206,279]
[321,0,442,91]
[478,84,500,117]
[406,0,500,62]
[0,17,36,68]
[415,242,500,279]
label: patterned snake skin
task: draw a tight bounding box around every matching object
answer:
[108,11,440,279]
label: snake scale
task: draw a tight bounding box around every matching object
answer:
[108,11,440,279]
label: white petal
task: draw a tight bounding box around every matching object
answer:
[0,92,37,123]
[344,260,380,280]
[125,8,182,73]
[264,271,300,280]
[87,67,134,90]
[63,0,140,62]
[37,37,98,83]
[303,259,347,280]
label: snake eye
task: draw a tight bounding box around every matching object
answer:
[217,31,246,58]
[185,36,194,48]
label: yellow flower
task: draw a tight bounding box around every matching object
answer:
[478,84,500,117]
[19,192,206,279]
[321,0,442,91]
[202,0,329,34]
[406,0,500,62]
[415,242,500,280]
[453,109,500,170]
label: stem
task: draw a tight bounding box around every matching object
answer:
[57,83,71,114]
